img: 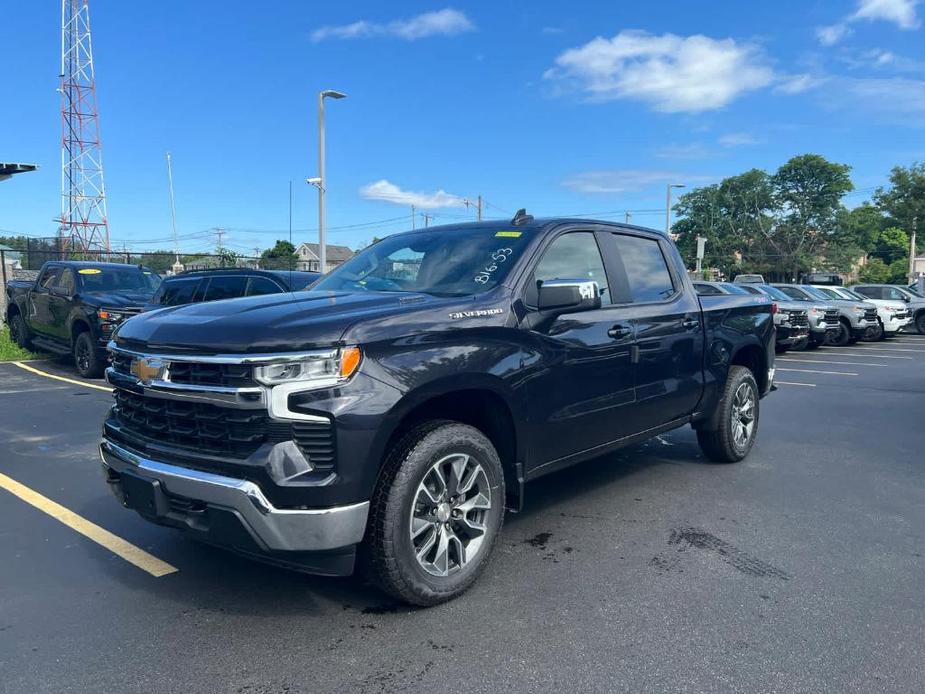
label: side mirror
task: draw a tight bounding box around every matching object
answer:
[537,279,602,313]
[49,286,70,298]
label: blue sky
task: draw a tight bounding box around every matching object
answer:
[2,1,924,255]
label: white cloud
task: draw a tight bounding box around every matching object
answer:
[816,23,853,45]
[718,132,762,147]
[654,143,711,159]
[562,170,705,194]
[845,77,925,117]
[852,0,921,29]
[360,180,465,208]
[311,8,475,42]
[545,30,774,113]
[775,73,825,94]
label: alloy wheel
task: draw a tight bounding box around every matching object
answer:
[730,382,756,449]
[75,340,91,374]
[409,453,491,577]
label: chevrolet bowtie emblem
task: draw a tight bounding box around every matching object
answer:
[130,357,166,385]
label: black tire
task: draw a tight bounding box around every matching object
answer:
[916,313,925,335]
[697,366,759,463]
[866,319,885,341]
[774,344,789,354]
[831,320,851,347]
[363,420,505,606]
[73,331,104,378]
[792,337,808,351]
[8,313,32,349]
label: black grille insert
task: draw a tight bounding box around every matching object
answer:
[114,390,268,457]
[111,352,256,388]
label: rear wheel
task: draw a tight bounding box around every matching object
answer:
[697,366,759,463]
[363,421,505,606]
[73,332,104,378]
[866,319,884,341]
[8,313,31,349]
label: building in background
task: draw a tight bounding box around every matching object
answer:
[295,243,354,273]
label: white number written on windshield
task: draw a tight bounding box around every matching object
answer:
[473,248,513,285]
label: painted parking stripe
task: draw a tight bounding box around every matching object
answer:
[0,472,177,578]
[778,358,887,367]
[776,368,858,376]
[847,346,925,353]
[813,351,911,359]
[775,381,817,387]
[11,361,111,392]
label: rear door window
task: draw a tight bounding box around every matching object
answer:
[854,286,881,300]
[202,275,248,301]
[246,277,283,296]
[158,277,202,306]
[612,234,675,302]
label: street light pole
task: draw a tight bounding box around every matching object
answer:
[665,183,685,234]
[316,89,346,274]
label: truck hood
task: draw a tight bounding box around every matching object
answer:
[81,291,155,309]
[114,290,443,353]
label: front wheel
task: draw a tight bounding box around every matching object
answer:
[73,332,104,378]
[916,313,925,335]
[865,320,884,341]
[697,366,759,463]
[831,321,851,347]
[363,421,505,606]
[8,313,32,349]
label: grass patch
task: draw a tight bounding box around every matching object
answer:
[0,325,38,361]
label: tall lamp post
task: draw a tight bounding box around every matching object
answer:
[313,89,346,273]
[665,183,685,234]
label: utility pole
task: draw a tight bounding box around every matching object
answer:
[214,227,226,251]
[166,152,179,266]
[909,217,918,284]
[464,195,482,221]
[624,211,632,224]
[253,246,260,268]
[665,183,685,234]
[422,212,433,228]
[411,205,416,230]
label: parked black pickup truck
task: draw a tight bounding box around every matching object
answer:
[99,214,775,605]
[6,261,160,377]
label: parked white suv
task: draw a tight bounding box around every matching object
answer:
[833,287,911,339]
[851,285,924,335]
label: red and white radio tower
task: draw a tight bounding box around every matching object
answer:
[59,0,110,255]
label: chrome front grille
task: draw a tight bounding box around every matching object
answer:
[824,310,840,326]
[863,308,878,322]
[789,311,808,327]
[111,351,255,388]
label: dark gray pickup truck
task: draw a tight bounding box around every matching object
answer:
[100,214,776,604]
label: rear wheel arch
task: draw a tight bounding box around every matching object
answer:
[729,342,768,394]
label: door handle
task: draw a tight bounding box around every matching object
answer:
[682,317,699,330]
[608,324,632,339]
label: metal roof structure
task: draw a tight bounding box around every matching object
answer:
[0,162,38,182]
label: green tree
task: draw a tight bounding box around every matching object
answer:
[875,226,909,264]
[874,162,925,256]
[858,257,891,283]
[260,240,299,270]
[136,250,177,274]
[216,247,240,267]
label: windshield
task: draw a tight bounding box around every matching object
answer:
[756,284,790,301]
[312,227,535,297]
[832,287,865,301]
[812,286,844,300]
[899,286,922,299]
[78,266,161,293]
[776,285,812,301]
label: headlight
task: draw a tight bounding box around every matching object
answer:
[853,307,865,316]
[253,346,362,386]
[98,309,127,322]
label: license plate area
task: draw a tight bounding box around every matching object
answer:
[120,470,170,518]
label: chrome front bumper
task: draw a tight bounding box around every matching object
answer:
[99,439,369,552]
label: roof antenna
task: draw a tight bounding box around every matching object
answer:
[511,208,533,226]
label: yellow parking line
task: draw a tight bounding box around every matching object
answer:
[12,361,111,392]
[0,472,177,578]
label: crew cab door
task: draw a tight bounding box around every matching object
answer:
[47,267,77,340]
[521,230,638,470]
[28,266,62,337]
[602,231,705,430]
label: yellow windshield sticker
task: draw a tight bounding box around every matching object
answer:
[495,231,522,238]
[78,268,102,274]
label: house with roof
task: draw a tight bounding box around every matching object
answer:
[295,243,354,273]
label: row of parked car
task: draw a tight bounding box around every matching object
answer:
[5,264,319,377]
[692,278,922,353]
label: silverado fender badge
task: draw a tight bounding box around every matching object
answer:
[449,308,505,320]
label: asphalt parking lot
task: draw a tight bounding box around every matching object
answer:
[1,337,924,694]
